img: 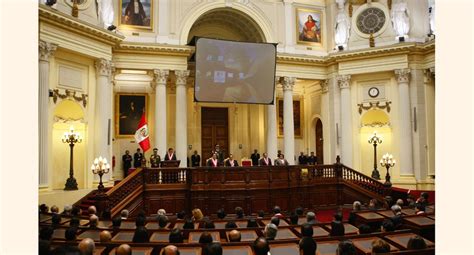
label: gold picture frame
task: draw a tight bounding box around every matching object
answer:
[119,0,154,31]
[115,93,148,138]
[295,8,323,46]
[277,98,303,138]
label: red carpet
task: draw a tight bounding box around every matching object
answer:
[314,208,352,223]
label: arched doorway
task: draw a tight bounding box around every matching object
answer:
[315,118,324,164]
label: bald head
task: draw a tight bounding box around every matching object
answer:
[78,238,95,255]
[116,244,132,255]
[99,230,112,243]
[89,215,99,227]
[253,237,270,255]
[50,205,59,214]
[161,245,180,255]
[228,230,241,242]
[88,205,97,215]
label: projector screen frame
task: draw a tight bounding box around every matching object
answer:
[192,36,278,105]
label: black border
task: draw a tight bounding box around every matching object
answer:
[192,36,277,105]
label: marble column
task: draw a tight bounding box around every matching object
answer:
[175,70,190,167]
[282,77,296,165]
[337,74,353,167]
[266,77,280,161]
[38,40,57,188]
[395,69,414,176]
[152,69,169,156]
[320,79,329,164]
[94,59,113,181]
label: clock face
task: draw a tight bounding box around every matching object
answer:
[356,7,386,34]
[368,87,379,98]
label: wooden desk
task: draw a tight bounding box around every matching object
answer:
[226,230,258,242]
[52,228,66,239]
[316,240,339,255]
[376,210,395,218]
[275,228,298,240]
[39,214,52,222]
[119,221,137,229]
[297,217,306,225]
[270,243,299,255]
[427,215,435,220]
[294,226,330,238]
[176,247,201,255]
[94,246,106,255]
[214,222,227,229]
[174,222,200,230]
[356,212,386,222]
[188,231,221,243]
[352,237,399,254]
[223,245,252,255]
[401,208,416,216]
[109,246,153,255]
[403,216,435,227]
[97,220,112,229]
[384,233,435,249]
[325,223,359,235]
[149,232,169,243]
[78,230,101,241]
[145,222,169,230]
[261,219,289,226]
[111,231,135,242]
[235,220,250,228]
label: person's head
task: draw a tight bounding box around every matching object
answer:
[270,217,280,226]
[421,192,429,201]
[301,223,314,237]
[135,215,146,227]
[381,219,395,232]
[371,239,390,254]
[307,15,314,21]
[51,213,62,225]
[306,211,316,223]
[391,204,402,215]
[263,152,268,158]
[89,214,99,228]
[71,206,81,216]
[247,218,258,228]
[158,215,169,228]
[396,199,404,207]
[78,238,95,255]
[235,207,244,218]
[215,144,220,150]
[192,208,204,220]
[310,152,315,156]
[99,230,112,243]
[157,208,166,216]
[121,209,129,219]
[39,226,54,240]
[273,206,281,214]
[211,153,217,159]
[258,210,265,218]
[358,224,372,235]
[161,245,180,255]
[204,218,215,229]
[290,212,299,225]
[336,240,356,255]
[183,217,195,229]
[177,210,186,220]
[279,154,285,159]
[333,212,343,222]
[205,243,223,255]
[225,220,237,229]
[295,207,304,216]
[50,205,59,214]
[299,237,317,255]
[168,148,174,154]
[254,149,258,153]
[116,244,132,255]
[415,203,426,213]
[229,154,233,159]
[228,229,241,242]
[217,208,226,219]
[369,199,378,208]
[407,236,427,250]
[353,201,362,211]
[264,223,278,240]
[88,205,97,215]
[65,227,77,241]
[169,228,184,243]
[39,204,49,214]
[194,150,198,155]
[253,237,270,255]
[112,216,122,228]
[199,231,213,244]
[125,150,130,155]
[136,148,141,153]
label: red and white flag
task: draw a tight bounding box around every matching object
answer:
[135,112,150,152]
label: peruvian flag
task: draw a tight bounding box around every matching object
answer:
[134,112,150,152]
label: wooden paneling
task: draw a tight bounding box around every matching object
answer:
[201,107,229,164]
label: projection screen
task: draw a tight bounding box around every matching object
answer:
[194,38,277,104]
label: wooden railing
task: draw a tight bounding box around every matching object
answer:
[105,168,144,215]
[341,165,387,198]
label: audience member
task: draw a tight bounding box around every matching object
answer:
[348,201,361,225]
[247,218,258,228]
[383,196,394,209]
[270,216,280,226]
[132,224,149,243]
[306,211,317,224]
[65,227,78,241]
[204,243,223,255]
[192,208,204,221]
[357,224,372,235]
[199,231,213,244]
[336,240,356,255]
[273,205,284,219]
[257,210,265,218]
[99,230,112,243]
[371,239,390,254]
[121,209,129,220]
[301,223,314,237]
[406,195,416,209]
[295,207,304,217]
[177,210,186,220]
[162,245,180,255]
[235,207,244,219]
[289,212,299,225]
[252,237,270,255]
[390,204,403,228]
[89,214,99,228]
[225,220,237,229]
[407,236,427,250]
[415,203,426,215]
[228,230,241,242]
[380,219,395,232]
[217,208,226,219]
[78,238,95,255]
[39,204,49,214]
[136,215,146,227]
[157,208,167,216]
[299,236,317,255]
[169,228,184,243]
[39,226,54,255]
[69,217,80,227]
[51,213,62,227]
[157,214,169,229]
[116,244,132,255]
[88,205,97,216]
[368,199,378,210]
[112,216,122,231]
[204,218,216,229]
[396,199,404,207]
[50,205,59,214]
[183,217,195,229]
[330,213,345,236]
[71,206,81,217]
[264,223,278,240]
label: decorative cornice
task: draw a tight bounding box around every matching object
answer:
[39,4,124,46]
[153,69,170,86]
[394,68,411,84]
[337,75,351,89]
[320,79,329,94]
[95,59,112,77]
[282,77,296,91]
[52,89,88,108]
[39,40,58,62]
[114,43,193,57]
[357,101,391,114]
[175,70,190,86]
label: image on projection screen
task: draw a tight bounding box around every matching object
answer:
[194,38,277,104]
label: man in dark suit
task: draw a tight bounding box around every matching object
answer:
[307,151,318,165]
[206,153,220,167]
[191,150,200,167]
[224,154,239,167]
[213,144,225,165]
[298,152,307,165]
[122,150,132,177]
[258,152,272,166]
[164,148,177,161]
[133,148,143,168]
[250,149,260,166]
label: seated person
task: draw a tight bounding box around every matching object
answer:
[169,228,184,243]
[78,238,95,255]
[51,213,62,227]
[99,230,112,243]
[306,211,317,224]
[348,201,361,225]
[225,220,237,229]
[217,208,226,219]
[274,154,289,166]
[371,239,390,254]
[390,205,403,229]
[51,227,80,255]
[273,205,284,219]
[164,147,177,161]
[252,237,270,255]
[407,236,427,250]
[380,219,395,232]
[330,213,345,236]
[39,204,49,214]
[357,224,372,235]
[157,214,169,229]
[89,215,99,229]
[203,217,215,229]
[199,231,213,244]
[112,216,122,232]
[204,243,223,255]
[289,212,299,225]
[235,206,244,219]
[258,152,272,166]
[116,244,132,255]
[295,207,304,217]
[336,240,356,255]
[120,209,129,220]
[206,153,220,167]
[368,199,379,210]
[192,208,204,221]
[132,217,149,243]
[264,223,278,240]
[224,154,239,167]
[69,217,80,228]
[88,205,97,216]
[161,245,179,255]
[257,210,265,219]
[270,216,280,227]
[396,198,404,207]
[247,218,258,228]
[228,230,241,242]
[183,217,195,229]
[301,223,313,237]
[51,205,60,214]
[176,210,186,220]
[415,203,427,215]
[299,236,317,255]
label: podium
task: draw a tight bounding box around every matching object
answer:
[161,160,181,168]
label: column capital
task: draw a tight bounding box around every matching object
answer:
[282,77,296,91]
[394,68,411,83]
[95,59,112,77]
[337,74,351,89]
[39,40,58,62]
[153,69,169,85]
[275,76,281,84]
[423,68,435,83]
[320,79,329,94]
[175,70,190,86]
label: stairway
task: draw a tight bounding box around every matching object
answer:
[74,187,112,216]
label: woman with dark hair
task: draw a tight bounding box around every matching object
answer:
[407,236,427,250]
[169,228,184,243]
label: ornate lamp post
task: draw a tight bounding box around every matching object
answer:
[62,126,82,190]
[368,132,382,180]
[380,153,396,188]
[91,156,110,193]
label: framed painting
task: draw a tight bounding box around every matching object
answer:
[277,98,303,138]
[295,8,323,46]
[115,93,148,137]
[119,0,153,30]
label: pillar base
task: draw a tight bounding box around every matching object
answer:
[64,177,78,190]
